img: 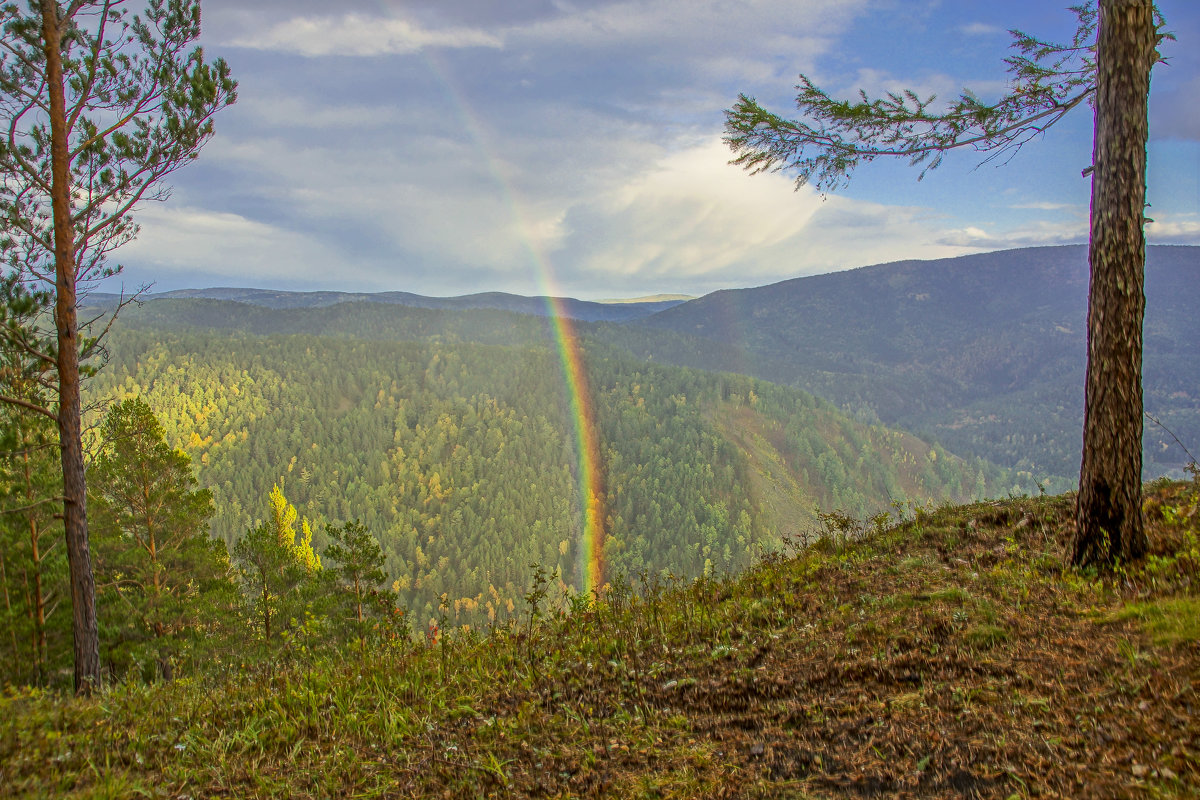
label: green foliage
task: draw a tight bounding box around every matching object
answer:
[89,397,234,681]
[233,525,325,660]
[233,521,307,650]
[325,520,386,596]
[1106,596,1200,647]
[324,519,401,650]
[0,277,56,403]
[86,316,993,627]
[231,482,349,666]
[0,395,68,687]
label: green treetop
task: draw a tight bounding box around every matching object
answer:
[89,397,231,680]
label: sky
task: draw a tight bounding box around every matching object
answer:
[111,0,1200,300]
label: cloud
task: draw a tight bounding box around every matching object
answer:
[119,206,350,286]
[1147,213,1200,244]
[187,125,580,290]
[832,67,1010,109]
[935,212,1200,251]
[959,22,1003,36]
[936,221,1087,250]
[513,0,860,51]
[552,139,824,280]
[234,14,503,57]
[545,138,983,295]
[1008,201,1078,211]
[136,0,1197,302]
[228,0,862,67]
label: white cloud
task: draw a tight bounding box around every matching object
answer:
[548,138,983,294]
[555,139,824,279]
[834,67,1010,109]
[235,14,503,57]
[231,0,855,64]
[193,129,577,287]
[960,22,1002,36]
[515,0,858,49]
[1147,213,1200,244]
[120,206,349,286]
[936,220,1086,249]
[933,212,1200,251]
[1008,201,1079,211]
[147,0,1195,301]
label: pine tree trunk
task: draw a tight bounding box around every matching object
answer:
[30,518,47,682]
[40,1,101,694]
[23,448,49,681]
[262,579,271,642]
[1074,0,1156,567]
[0,551,19,680]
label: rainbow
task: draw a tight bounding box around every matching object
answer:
[419,53,606,595]
[540,301,607,595]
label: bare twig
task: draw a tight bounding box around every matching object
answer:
[1145,411,1198,467]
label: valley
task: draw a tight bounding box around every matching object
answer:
[82,243,1199,622]
[89,320,1007,625]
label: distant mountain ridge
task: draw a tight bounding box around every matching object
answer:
[88,287,688,322]
[610,244,1199,481]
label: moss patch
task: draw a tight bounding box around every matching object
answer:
[1106,595,1200,647]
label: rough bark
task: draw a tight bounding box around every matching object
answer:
[40,0,101,694]
[1074,0,1156,567]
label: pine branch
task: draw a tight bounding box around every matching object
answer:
[724,3,1104,191]
[0,392,56,421]
[0,495,64,515]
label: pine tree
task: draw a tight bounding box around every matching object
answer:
[724,1,1167,567]
[0,385,68,686]
[89,397,232,681]
[233,522,303,647]
[324,519,392,651]
[234,482,324,653]
[0,0,236,693]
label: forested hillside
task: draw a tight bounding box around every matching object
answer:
[86,316,1013,625]
[107,244,1197,488]
[607,245,1199,482]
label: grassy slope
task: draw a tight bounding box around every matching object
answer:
[706,402,974,544]
[4,481,1199,799]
